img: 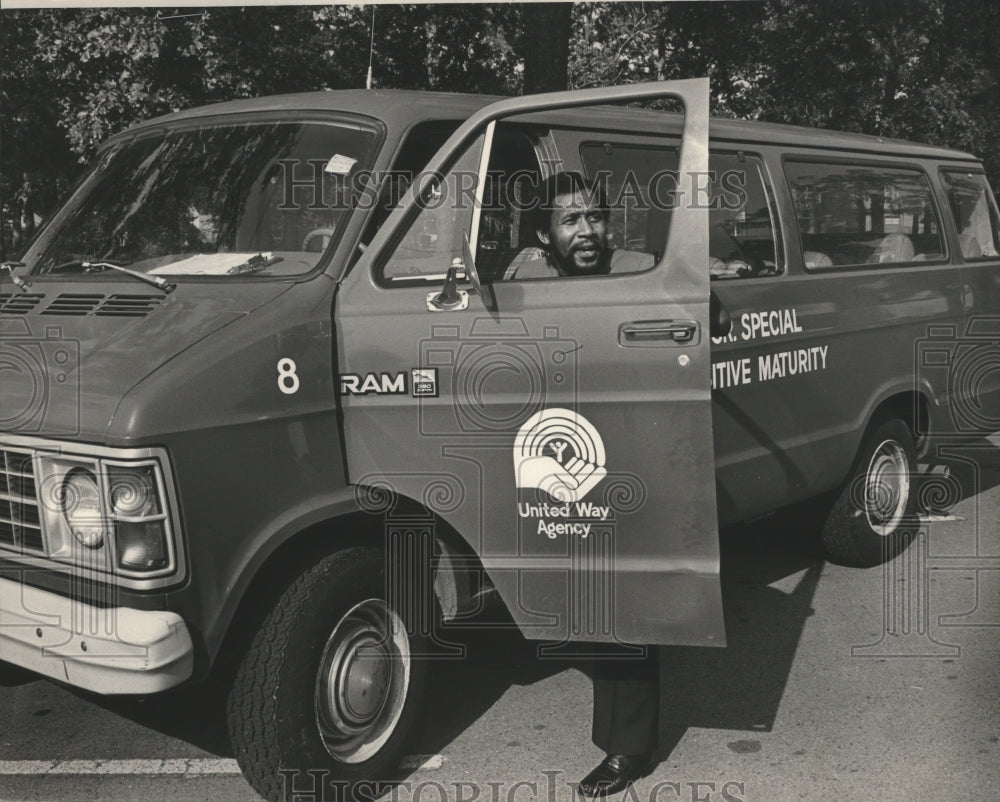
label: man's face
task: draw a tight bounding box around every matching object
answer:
[537,189,609,274]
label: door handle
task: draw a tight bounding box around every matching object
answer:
[621,319,698,344]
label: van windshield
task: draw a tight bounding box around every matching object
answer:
[27,120,378,278]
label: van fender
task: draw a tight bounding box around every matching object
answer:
[206,488,366,663]
[348,475,491,618]
[208,484,478,669]
[855,375,938,449]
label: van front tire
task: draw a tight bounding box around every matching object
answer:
[226,546,427,802]
[820,419,918,567]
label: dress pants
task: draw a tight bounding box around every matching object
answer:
[591,645,660,755]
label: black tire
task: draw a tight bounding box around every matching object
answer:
[226,546,428,802]
[820,419,919,567]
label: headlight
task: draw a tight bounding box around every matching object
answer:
[115,522,169,570]
[35,454,178,582]
[109,467,160,517]
[108,465,171,572]
[61,467,106,549]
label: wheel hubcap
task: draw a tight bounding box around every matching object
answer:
[864,439,910,536]
[315,599,411,763]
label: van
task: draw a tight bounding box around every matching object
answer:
[1,79,998,799]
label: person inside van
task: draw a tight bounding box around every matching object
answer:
[506,171,654,279]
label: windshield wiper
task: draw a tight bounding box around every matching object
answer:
[1,262,33,293]
[82,261,176,294]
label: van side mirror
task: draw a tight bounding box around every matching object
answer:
[710,291,732,338]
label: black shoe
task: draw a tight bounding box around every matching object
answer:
[577,753,653,797]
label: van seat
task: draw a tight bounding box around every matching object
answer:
[803,250,832,268]
[477,246,520,283]
[501,247,546,280]
[959,233,983,259]
[870,233,915,264]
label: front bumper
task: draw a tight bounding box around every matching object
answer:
[0,577,193,694]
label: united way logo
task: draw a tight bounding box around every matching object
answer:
[513,408,607,503]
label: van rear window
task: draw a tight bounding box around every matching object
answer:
[785,161,945,268]
[940,170,1000,260]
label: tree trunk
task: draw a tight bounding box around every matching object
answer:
[522,3,572,94]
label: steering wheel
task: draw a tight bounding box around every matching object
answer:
[302,228,336,252]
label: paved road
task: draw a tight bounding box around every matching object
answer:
[2,436,998,802]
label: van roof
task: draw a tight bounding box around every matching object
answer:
[128,88,979,163]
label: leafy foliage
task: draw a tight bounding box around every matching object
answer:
[2,1,998,257]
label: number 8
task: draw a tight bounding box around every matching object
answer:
[277,358,300,395]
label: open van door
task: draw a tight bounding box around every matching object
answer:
[335,79,723,647]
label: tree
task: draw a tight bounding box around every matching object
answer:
[3,1,999,257]
[568,0,1000,185]
[315,3,522,94]
[1,11,77,257]
[522,3,572,93]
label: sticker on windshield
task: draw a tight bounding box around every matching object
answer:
[513,408,607,503]
[324,154,358,174]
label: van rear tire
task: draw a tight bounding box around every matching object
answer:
[226,546,427,802]
[820,419,918,567]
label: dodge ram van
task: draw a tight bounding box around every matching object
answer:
[1,79,998,799]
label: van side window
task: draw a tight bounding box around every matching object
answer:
[578,142,679,262]
[377,132,484,284]
[785,161,945,268]
[940,170,1000,260]
[707,153,784,279]
[376,126,540,285]
[577,144,783,279]
[475,127,542,283]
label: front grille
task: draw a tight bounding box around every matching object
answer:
[0,437,182,589]
[0,447,44,553]
[0,292,45,314]
[41,294,104,316]
[33,293,165,318]
[96,294,164,317]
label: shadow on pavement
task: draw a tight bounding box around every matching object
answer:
[656,514,824,757]
[93,680,234,758]
[22,509,828,784]
[0,662,40,688]
[918,435,1000,512]
[413,511,826,766]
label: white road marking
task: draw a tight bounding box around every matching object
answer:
[0,759,241,775]
[399,754,444,770]
[0,755,445,775]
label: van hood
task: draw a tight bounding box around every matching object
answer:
[0,279,292,442]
